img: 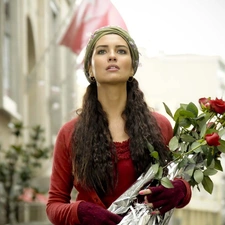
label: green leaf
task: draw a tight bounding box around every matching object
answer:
[200,123,206,138]
[182,172,192,182]
[151,151,159,160]
[180,103,188,109]
[178,157,190,169]
[180,134,196,142]
[197,113,211,137]
[191,142,203,153]
[202,176,213,194]
[174,108,184,122]
[152,163,159,174]
[169,136,179,151]
[163,102,174,119]
[186,102,198,117]
[179,117,192,128]
[194,169,204,183]
[161,176,174,188]
[147,141,154,152]
[214,159,223,171]
[172,153,183,163]
[196,185,201,192]
[203,168,218,176]
[206,151,214,167]
[192,130,200,139]
[179,109,195,118]
[218,140,225,153]
[173,120,180,136]
[182,163,195,181]
[207,158,215,169]
[180,142,188,153]
[155,166,163,179]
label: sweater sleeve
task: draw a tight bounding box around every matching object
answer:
[46,119,81,225]
[152,111,192,208]
[175,178,192,208]
[151,111,173,145]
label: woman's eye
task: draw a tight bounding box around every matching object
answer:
[118,49,127,54]
[97,49,106,54]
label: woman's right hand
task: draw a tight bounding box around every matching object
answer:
[77,201,122,225]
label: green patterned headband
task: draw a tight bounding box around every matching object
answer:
[83,26,140,83]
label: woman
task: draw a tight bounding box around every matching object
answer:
[46,26,191,225]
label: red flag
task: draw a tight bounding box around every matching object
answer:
[59,0,128,55]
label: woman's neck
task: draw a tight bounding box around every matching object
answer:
[97,84,127,118]
[97,84,129,142]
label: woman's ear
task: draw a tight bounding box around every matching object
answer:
[131,67,134,76]
[88,66,93,77]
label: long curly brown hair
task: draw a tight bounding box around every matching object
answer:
[71,78,171,196]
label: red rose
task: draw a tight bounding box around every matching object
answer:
[199,97,210,108]
[199,97,209,105]
[205,133,220,146]
[209,98,225,114]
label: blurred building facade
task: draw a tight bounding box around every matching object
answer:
[0,0,78,224]
[0,0,225,225]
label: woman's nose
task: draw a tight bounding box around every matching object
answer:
[108,52,117,62]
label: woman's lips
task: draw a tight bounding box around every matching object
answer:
[106,65,120,71]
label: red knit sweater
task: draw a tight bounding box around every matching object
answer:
[46,112,191,225]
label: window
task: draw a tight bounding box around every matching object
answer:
[2,0,20,118]
[3,0,11,97]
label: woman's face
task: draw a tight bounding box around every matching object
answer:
[89,34,134,84]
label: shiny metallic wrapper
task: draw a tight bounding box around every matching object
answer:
[117,203,174,225]
[108,164,176,225]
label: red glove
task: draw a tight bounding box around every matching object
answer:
[139,179,187,214]
[77,201,122,225]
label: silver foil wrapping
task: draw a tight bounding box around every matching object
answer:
[117,203,174,225]
[108,164,177,225]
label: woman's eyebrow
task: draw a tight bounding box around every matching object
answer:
[96,45,129,49]
[96,45,108,49]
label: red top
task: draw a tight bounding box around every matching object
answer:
[46,112,191,225]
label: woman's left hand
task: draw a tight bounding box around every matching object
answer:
[138,179,187,214]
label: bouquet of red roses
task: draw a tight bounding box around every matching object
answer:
[163,97,225,193]
[108,97,225,225]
